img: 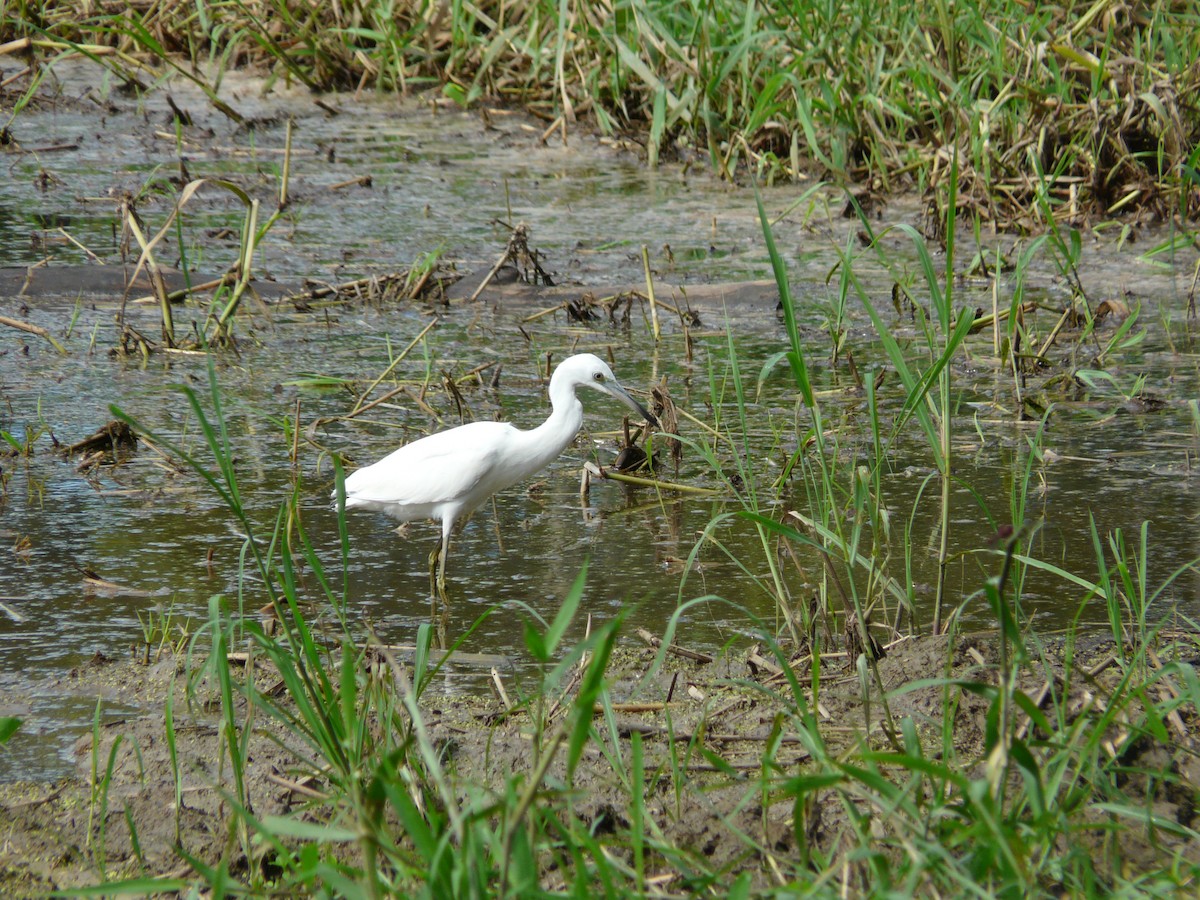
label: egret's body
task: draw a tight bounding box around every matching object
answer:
[337,354,655,598]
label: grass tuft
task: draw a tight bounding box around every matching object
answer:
[5,1,1198,223]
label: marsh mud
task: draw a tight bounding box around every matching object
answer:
[1,58,1199,886]
[3,633,1200,895]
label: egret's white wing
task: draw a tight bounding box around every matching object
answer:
[342,421,513,515]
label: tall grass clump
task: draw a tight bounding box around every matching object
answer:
[4,0,1198,224]
[727,168,978,647]
[665,151,1200,890]
[102,358,438,893]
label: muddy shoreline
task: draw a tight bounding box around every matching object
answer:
[3,627,1198,895]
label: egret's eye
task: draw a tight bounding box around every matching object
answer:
[593,371,605,382]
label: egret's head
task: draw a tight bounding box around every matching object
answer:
[560,353,658,428]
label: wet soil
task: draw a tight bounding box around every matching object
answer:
[2,630,1198,894]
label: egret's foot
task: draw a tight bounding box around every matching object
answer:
[428,580,451,616]
[427,577,451,649]
[435,574,452,612]
[433,590,450,649]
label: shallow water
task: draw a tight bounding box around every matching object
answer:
[1,63,1198,780]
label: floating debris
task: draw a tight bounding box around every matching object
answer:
[61,420,137,459]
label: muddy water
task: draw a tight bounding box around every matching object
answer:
[1,64,1199,779]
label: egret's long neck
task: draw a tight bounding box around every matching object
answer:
[516,375,584,475]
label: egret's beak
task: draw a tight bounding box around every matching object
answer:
[605,382,659,430]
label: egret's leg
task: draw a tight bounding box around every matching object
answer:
[430,520,453,648]
[427,536,446,634]
[435,526,453,632]
[427,541,441,600]
[427,518,453,604]
[435,529,451,600]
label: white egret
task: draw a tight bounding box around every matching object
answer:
[336,353,657,599]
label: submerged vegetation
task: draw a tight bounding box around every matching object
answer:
[3,0,1200,225]
[2,1,1200,898]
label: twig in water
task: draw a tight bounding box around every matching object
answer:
[583,461,718,494]
[0,314,65,352]
[491,668,512,710]
[641,244,661,341]
[636,627,714,663]
[351,316,439,413]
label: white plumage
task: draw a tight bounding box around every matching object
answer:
[336,353,656,598]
